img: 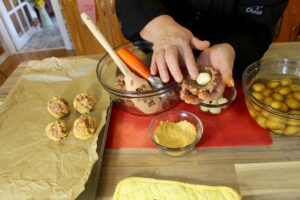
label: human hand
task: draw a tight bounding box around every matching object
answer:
[196,43,235,100]
[140,15,210,83]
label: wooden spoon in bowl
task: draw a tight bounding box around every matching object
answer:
[117,47,164,89]
[80,13,162,114]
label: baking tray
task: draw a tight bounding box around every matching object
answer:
[77,101,113,200]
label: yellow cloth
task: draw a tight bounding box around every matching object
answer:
[113,177,241,200]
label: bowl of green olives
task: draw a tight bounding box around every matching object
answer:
[242,58,300,136]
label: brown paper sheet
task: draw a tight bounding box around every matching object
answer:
[0,57,111,199]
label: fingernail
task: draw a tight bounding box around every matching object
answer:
[191,73,198,80]
[162,76,169,83]
[150,67,156,75]
[175,75,183,83]
[224,77,234,87]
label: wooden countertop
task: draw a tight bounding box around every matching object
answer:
[1,42,300,199]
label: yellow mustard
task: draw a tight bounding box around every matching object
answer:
[154,120,197,148]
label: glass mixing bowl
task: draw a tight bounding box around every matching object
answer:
[96,43,180,116]
[242,58,300,136]
[198,86,237,115]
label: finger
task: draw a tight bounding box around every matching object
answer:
[196,50,210,67]
[191,37,210,50]
[210,48,235,87]
[165,46,183,82]
[215,80,226,95]
[219,66,234,87]
[150,52,158,75]
[180,43,199,80]
[213,62,234,87]
[156,48,169,83]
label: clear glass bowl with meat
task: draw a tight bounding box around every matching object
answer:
[180,66,237,115]
[96,43,181,116]
[197,86,237,115]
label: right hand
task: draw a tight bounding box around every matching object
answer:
[196,43,235,101]
[140,15,210,83]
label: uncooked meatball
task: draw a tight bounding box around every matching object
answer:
[45,120,68,141]
[47,97,70,118]
[73,93,95,114]
[73,115,97,140]
[180,67,220,105]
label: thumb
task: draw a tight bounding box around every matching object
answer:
[191,37,210,51]
[211,52,234,87]
[219,66,234,87]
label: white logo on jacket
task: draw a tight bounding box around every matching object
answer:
[246,6,263,15]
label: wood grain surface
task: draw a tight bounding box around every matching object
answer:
[235,161,300,199]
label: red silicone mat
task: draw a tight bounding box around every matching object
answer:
[106,81,272,148]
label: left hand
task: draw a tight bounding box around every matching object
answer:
[140,15,210,83]
[196,43,235,100]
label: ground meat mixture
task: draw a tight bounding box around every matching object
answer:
[47,97,70,118]
[73,93,95,114]
[114,73,175,109]
[115,73,126,90]
[180,67,221,105]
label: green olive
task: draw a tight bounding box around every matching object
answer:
[278,86,291,96]
[272,93,284,101]
[262,89,273,97]
[285,98,300,110]
[252,92,264,101]
[264,97,273,106]
[267,80,280,89]
[270,100,282,110]
[196,72,212,86]
[252,82,266,92]
[283,126,300,136]
[293,91,300,101]
[290,84,300,92]
[266,120,286,130]
[280,78,292,86]
[280,103,289,113]
[256,116,267,129]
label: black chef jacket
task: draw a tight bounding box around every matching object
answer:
[115,0,288,77]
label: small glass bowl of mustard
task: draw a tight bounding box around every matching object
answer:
[148,110,203,156]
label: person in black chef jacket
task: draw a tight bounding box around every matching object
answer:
[115,0,287,99]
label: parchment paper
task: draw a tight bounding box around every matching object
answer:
[0,57,110,199]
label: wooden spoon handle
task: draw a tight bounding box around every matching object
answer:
[80,13,131,75]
